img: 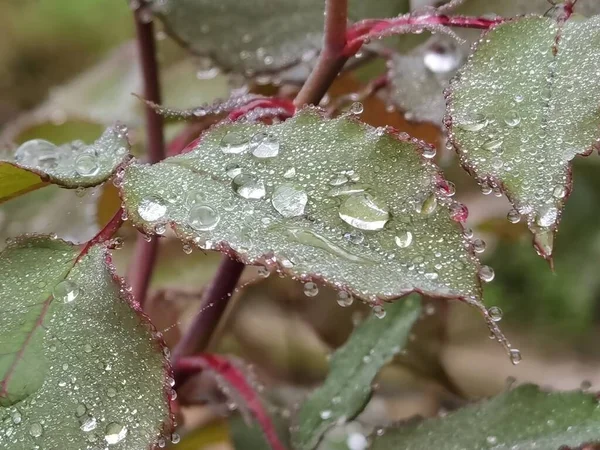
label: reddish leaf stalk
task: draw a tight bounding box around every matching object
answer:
[176,354,286,450]
[79,208,125,259]
[129,1,166,308]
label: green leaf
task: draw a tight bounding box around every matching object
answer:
[151,0,408,76]
[0,125,130,203]
[447,15,600,259]
[292,295,421,450]
[120,108,482,302]
[371,384,600,450]
[0,236,170,448]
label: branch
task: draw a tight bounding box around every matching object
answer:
[129,0,166,308]
[294,0,350,106]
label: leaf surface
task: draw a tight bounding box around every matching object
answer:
[371,384,600,450]
[150,0,408,76]
[120,108,483,302]
[447,15,600,259]
[0,126,130,203]
[0,237,170,449]
[292,295,421,450]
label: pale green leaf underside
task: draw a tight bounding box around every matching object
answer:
[121,109,481,301]
[0,237,169,449]
[151,0,408,75]
[371,384,600,450]
[448,16,600,256]
[292,295,421,450]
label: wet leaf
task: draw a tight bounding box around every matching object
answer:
[447,16,600,259]
[0,236,170,448]
[151,0,408,76]
[0,125,130,203]
[292,295,421,450]
[371,384,600,450]
[120,108,482,302]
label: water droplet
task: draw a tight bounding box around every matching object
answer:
[76,403,87,417]
[171,433,181,444]
[457,114,488,132]
[327,182,367,197]
[507,209,521,223]
[257,265,270,277]
[220,131,249,154]
[418,193,437,216]
[75,154,100,177]
[514,94,524,103]
[154,223,167,235]
[105,422,128,444]
[271,184,308,218]
[486,435,498,445]
[320,410,332,420]
[185,190,206,206]
[395,231,413,249]
[504,111,521,127]
[107,387,117,397]
[53,280,81,303]
[283,167,296,179]
[423,42,461,73]
[232,174,266,199]
[552,185,566,199]
[344,230,365,245]
[422,146,436,159]
[488,306,503,322]
[29,422,43,437]
[373,305,386,319]
[15,139,60,169]
[337,291,353,307]
[349,102,364,115]
[339,193,390,231]
[425,271,439,280]
[286,227,375,264]
[182,243,193,254]
[482,138,503,151]
[188,204,220,231]
[510,348,522,365]
[250,132,280,158]
[479,265,495,282]
[473,239,486,254]
[138,197,167,222]
[12,412,21,424]
[80,416,97,432]
[304,282,319,297]
[536,205,558,227]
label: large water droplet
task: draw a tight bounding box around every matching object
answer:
[552,185,566,199]
[53,280,81,303]
[188,204,220,231]
[536,205,558,227]
[504,111,521,127]
[15,139,60,169]
[271,184,308,218]
[250,132,280,158]
[138,197,167,222]
[74,153,100,177]
[488,306,503,322]
[507,209,521,223]
[232,174,266,199]
[479,265,495,282]
[80,416,98,432]
[29,422,43,438]
[220,131,249,154]
[339,193,390,231]
[510,348,522,365]
[457,114,488,132]
[337,291,354,307]
[473,239,486,254]
[105,422,128,445]
[304,282,319,297]
[395,231,413,248]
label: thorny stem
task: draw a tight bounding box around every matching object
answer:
[128,0,166,308]
[294,0,349,107]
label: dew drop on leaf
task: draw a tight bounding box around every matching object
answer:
[479,265,495,283]
[271,184,308,218]
[473,239,486,254]
[507,209,521,223]
[303,282,319,297]
[422,146,436,159]
[12,412,21,424]
[349,102,364,115]
[250,132,280,158]
[337,291,353,307]
[185,190,206,206]
[15,139,60,169]
[188,204,220,231]
[171,433,181,444]
[394,231,413,249]
[29,422,43,438]
[104,422,128,444]
[482,138,503,151]
[80,416,98,432]
[53,280,81,303]
[373,305,386,319]
[220,131,249,154]
[231,174,266,199]
[503,111,521,127]
[339,193,390,231]
[74,153,100,177]
[319,410,332,420]
[283,167,296,179]
[552,185,566,199]
[423,41,461,74]
[488,306,503,322]
[456,114,488,132]
[536,206,558,227]
[75,404,87,417]
[138,197,167,222]
[418,193,437,216]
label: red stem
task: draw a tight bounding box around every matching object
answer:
[129,1,166,308]
[79,208,124,259]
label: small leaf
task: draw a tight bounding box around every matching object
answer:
[151,0,408,76]
[447,15,600,259]
[0,236,170,448]
[120,108,482,302]
[292,295,422,450]
[0,125,130,203]
[371,384,600,450]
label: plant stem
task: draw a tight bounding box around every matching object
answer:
[294,0,349,106]
[128,1,166,308]
[79,208,124,260]
[172,256,245,363]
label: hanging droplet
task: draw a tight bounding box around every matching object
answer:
[337,291,354,307]
[220,131,249,154]
[250,132,280,158]
[552,185,566,199]
[422,146,436,159]
[188,204,220,231]
[171,433,181,444]
[473,239,486,254]
[457,114,488,132]
[104,422,128,444]
[53,280,81,303]
[395,231,413,249]
[138,197,167,222]
[507,209,521,223]
[488,306,503,322]
[232,174,266,199]
[15,139,60,169]
[503,111,521,127]
[75,154,100,177]
[182,243,193,254]
[509,348,522,365]
[349,102,364,115]
[373,305,386,319]
[304,282,319,297]
[479,265,495,282]
[271,184,308,218]
[536,205,558,227]
[339,193,390,231]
